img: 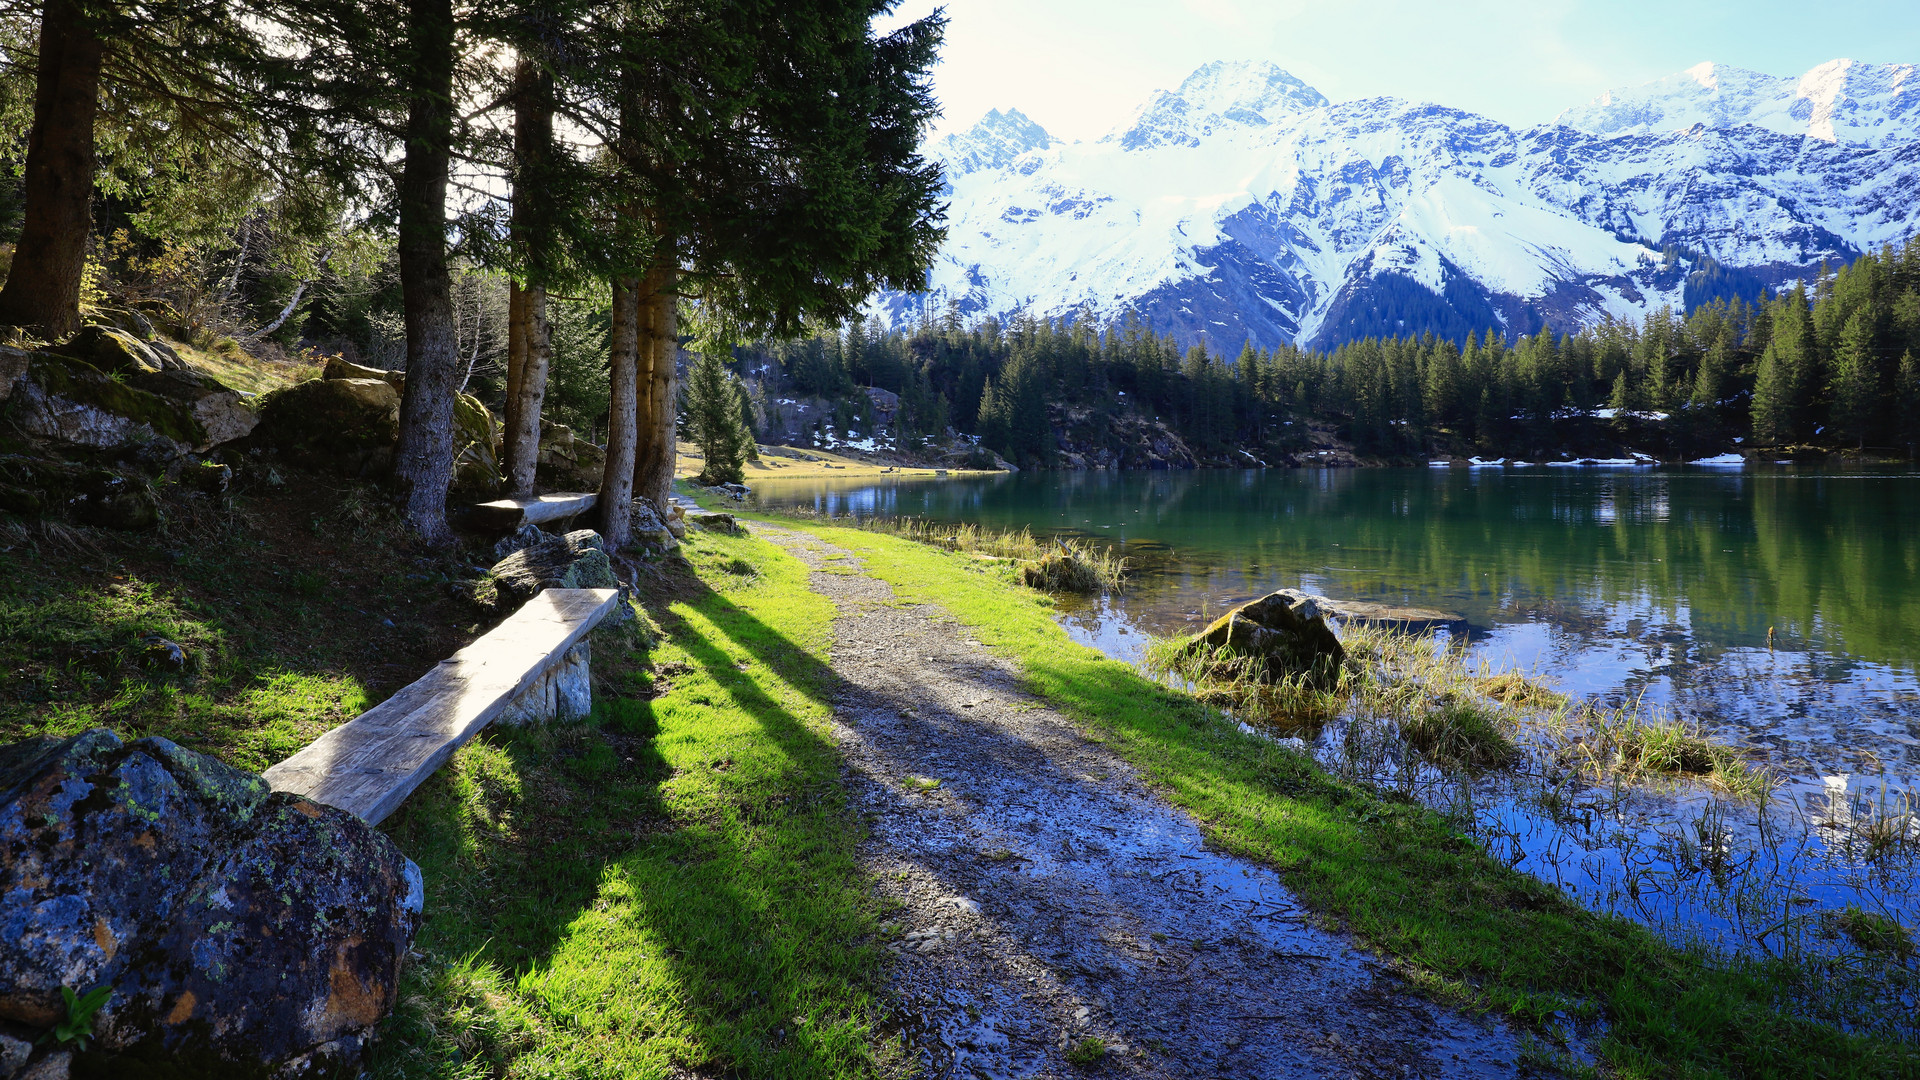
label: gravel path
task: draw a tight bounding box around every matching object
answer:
[753,524,1528,1079]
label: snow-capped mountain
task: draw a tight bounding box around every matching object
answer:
[882,59,1920,350]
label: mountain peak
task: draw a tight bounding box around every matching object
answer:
[1108,59,1327,151]
[1559,59,1920,147]
[1175,60,1329,117]
[937,108,1059,176]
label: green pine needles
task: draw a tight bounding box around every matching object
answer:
[685,346,756,486]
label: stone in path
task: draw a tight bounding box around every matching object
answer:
[755,525,1527,1080]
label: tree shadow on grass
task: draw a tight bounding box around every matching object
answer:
[370,570,893,1079]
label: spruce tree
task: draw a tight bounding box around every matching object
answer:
[1896,352,1920,458]
[685,346,753,485]
[1751,285,1816,445]
[1828,311,1875,448]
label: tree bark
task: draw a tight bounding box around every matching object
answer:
[0,0,102,338]
[391,0,459,546]
[634,254,679,511]
[500,55,553,497]
[597,277,641,548]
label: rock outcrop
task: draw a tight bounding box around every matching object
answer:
[534,421,605,491]
[452,393,500,492]
[627,497,679,553]
[1183,590,1346,686]
[6,352,253,455]
[488,529,618,607]
[0,729,423,1078]
[252,377,400,472]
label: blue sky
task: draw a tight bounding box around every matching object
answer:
[880,0,1920,141]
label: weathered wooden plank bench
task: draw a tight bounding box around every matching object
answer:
[263,587,621,824]
[470,491,599,530]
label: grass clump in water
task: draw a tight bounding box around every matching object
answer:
[1399,698,1517,771]
[1825,906,1915,959]
[1017,548,1104,593]
[1564,706,1772,802]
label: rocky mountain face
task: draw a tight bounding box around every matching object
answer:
[882,59,1920,350]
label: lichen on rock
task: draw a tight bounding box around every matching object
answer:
[0,729,422,1078]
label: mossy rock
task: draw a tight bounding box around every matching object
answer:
[322,356,404,386]
[11,352,206,450]
[0,729,422,1075]
[453,392,500,492]
[1184,590,1346,687]
[62,324,173,375]
[254,377,400,461]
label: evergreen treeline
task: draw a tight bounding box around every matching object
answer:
[0,0,946,544]
[754,239,1920,466]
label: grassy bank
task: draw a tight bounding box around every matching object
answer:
[368,528,898,1079]
[779,517,1916,1079]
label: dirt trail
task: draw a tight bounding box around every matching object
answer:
[753,525,1527,1079]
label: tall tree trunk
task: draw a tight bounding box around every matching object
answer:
[391,0,458,546]
[597,277,640,547]
[0,0,102,338]
[501,55,553,496]
[634,253,678,510]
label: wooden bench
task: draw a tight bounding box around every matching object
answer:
[263,588,621,824]
[470,491,599,530]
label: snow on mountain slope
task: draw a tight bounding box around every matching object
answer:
[878,59,1920,350]
[1557,60,1920,148]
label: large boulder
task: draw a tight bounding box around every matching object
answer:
[534,421,604,491]
[0,730,422,1078]
[488,529,617,607]
[252,377,399,473]
[627,497,679,553]
[1183,590,1346,686]
[452,393,500,492]
[320,357,403,387]
[4,353,252,455]
[61,325,180,377]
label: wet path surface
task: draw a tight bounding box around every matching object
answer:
[752,525,1528,1079]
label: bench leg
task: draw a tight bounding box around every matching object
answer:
[501,642,592,725]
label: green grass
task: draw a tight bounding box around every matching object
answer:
[0,478,475,771]
[782,519,1917,1080]
[369,529,899,1079]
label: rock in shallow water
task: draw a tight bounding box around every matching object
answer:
[1183,589,1346,686]
[0,729,422,1078]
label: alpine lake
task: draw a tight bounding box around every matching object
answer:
[745,463,1920,1001]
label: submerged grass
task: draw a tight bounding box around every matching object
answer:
[1143,619,1769,800]
[369,529,898,1079]
[783,517,1917,1079]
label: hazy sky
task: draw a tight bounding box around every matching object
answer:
[878,0,1920,142]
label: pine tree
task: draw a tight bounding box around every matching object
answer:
[1751,285,1817,445]
[685,347,754,485]
[1828,311,1876,448]
[1896,352,1920,458]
